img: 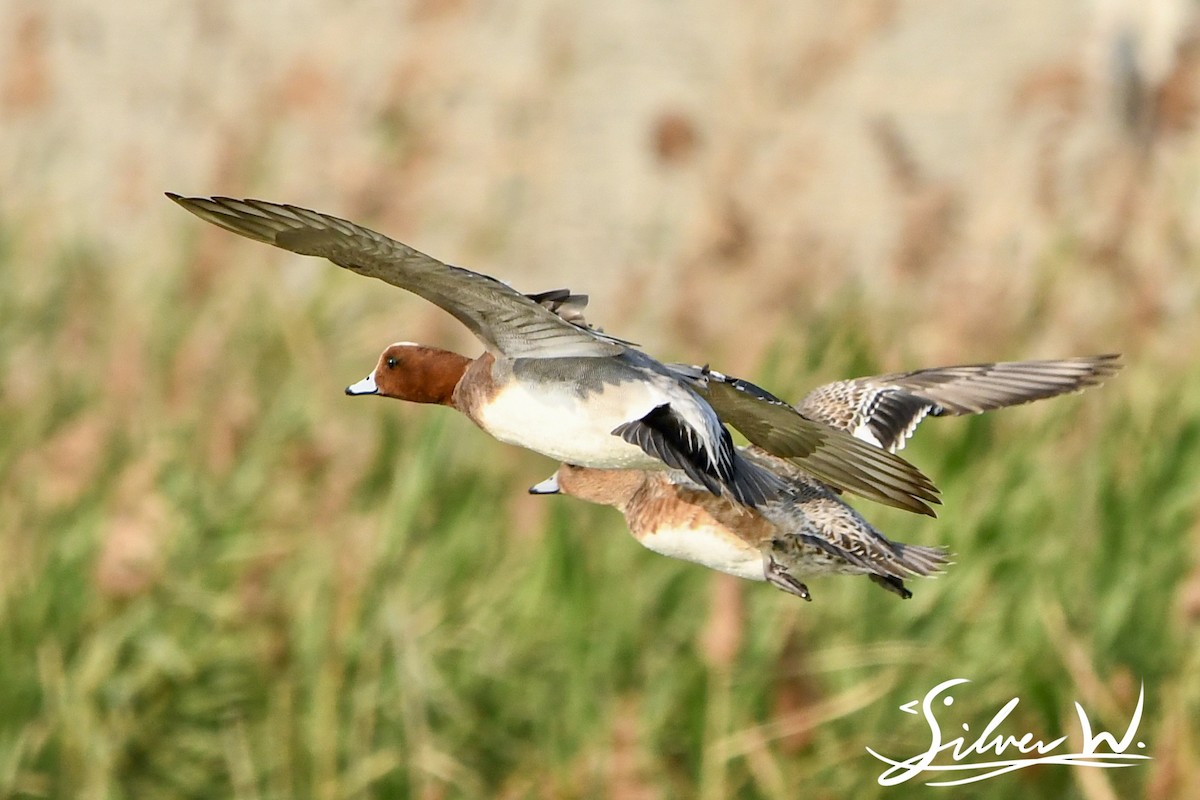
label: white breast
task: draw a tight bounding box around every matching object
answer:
[639,523,764,581]
[474,380,665,468]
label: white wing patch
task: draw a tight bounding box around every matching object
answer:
[850,423,886,449]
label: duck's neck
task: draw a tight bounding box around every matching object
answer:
[421,349,473,407]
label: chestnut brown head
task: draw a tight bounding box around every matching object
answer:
[345,342,471,406]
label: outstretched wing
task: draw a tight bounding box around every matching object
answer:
[168,195,628,359]
[798,355,1122,452]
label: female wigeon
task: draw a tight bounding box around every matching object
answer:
[531,461,946,600]
[531,355,1121,600]
[167,194,938,512]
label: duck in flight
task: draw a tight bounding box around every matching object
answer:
[531,355,1121,600]
[167,194,939,512]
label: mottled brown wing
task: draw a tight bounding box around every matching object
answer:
[798,355,1122,452]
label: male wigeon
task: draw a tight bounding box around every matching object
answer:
[531,355,1121,600]
[167,194,938,512]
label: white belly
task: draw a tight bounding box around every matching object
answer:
[474,381,664,468]
[639,524,764,581]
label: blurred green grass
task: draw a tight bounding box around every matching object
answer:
[0,229,1196,800]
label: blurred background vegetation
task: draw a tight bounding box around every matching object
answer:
[2,1,1199,798]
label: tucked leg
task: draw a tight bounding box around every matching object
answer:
[868,573,913,599]
[763,553,812,601]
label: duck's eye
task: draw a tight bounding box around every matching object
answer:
[386,356,398,369]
